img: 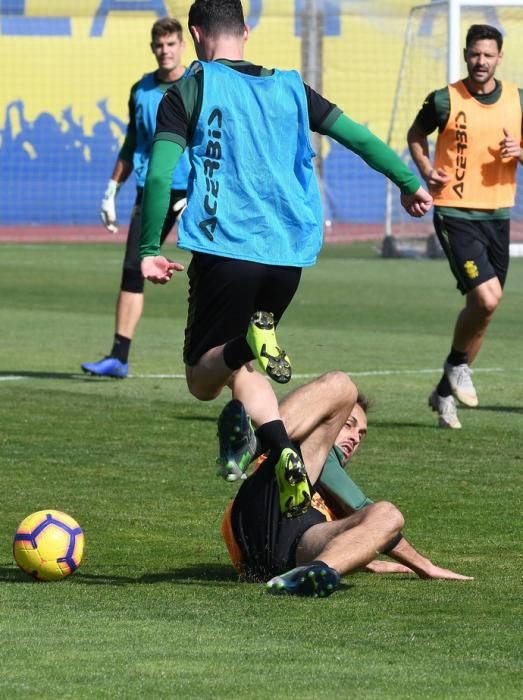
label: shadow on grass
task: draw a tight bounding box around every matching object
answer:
[0,564,238,585]
[0,371,90,381]
[174,414,218,423]
[474,404,523,415]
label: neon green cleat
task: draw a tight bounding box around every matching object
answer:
[246,311,291,384]
[266,563,340,597]
[274,448,311,518]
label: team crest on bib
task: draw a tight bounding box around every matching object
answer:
[464,260,479,279]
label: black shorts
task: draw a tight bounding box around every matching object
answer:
[231,453,325,581]
[183,253,302,366]
[121,187,186,292]
[433,212,510,294]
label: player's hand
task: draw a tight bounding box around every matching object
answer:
[400,186,433,218]
[100,179,120,234]
[426,167,451,193]
[500,127,522,160]
[141,255,184,284]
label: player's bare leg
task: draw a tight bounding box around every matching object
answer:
[451,277,502,364]
[115,290,144,340]
[279,371,357,484]
[295,501,404,575]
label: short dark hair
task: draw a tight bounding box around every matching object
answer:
[188,0,245,38]
[356,392,372,414]
[465,24,503,51]
[151,17,183,42]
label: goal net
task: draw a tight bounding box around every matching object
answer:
[384,0,523,256]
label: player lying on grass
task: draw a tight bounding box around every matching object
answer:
[220,372,473,597]
[140,0,432,522]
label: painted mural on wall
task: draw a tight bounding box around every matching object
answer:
[0,0,514,225]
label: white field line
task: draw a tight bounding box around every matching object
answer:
[0,367,513,382]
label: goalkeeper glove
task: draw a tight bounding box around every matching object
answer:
[100,179,121,234]
[172,196,187,223]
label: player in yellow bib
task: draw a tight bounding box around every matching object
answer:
[407,24,523,429]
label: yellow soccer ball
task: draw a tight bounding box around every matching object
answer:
[13,510,84,581]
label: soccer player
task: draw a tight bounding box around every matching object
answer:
[407,24,523,429]
[82,17,189,379]
[140,0,432,518]
[220,373,473,597]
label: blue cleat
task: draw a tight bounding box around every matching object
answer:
[81,357,128,378]
[266,563,340,598]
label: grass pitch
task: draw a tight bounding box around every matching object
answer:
[0,242,522,698]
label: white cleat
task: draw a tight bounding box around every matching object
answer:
[428,390,462,429]
[444,362,478,407]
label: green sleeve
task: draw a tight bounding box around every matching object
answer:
[319,447,373,511]
[325,113,421,195]
[140,140,183,258]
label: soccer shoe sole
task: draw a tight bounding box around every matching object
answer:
[80,363,128,379]
[247,311,292,384]
[449,387,478,408]
[275,449,311,519]
[216,399,257,482]
[266,566,340,598]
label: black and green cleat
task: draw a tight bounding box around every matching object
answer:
[266,564,340,598]
[216,399,259,482]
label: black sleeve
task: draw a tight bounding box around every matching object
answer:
[412,91,439,135]
[303,83,340,132]
[155,85,190,144]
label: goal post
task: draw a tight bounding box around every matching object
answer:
[383,0,523,257]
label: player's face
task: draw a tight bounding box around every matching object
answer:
[464,39,502,87]
[151,33,185,72]
[335,403,368,466]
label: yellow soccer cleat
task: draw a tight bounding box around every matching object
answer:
[274,448,311,518]
[246,311,291,384]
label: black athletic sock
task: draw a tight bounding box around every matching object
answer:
[308,559,330,569]
[110,334,131,364]
[436,373,452,397]
[255,420,292,454]
[446,347,468,366]
[223,335,255,370]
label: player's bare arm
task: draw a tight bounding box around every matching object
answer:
[407,122,451,192]
[386,536,473,580]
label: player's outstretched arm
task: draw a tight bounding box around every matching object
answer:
[141,256,184,285]
[386,536,473,580]
[326,113,423,192]
[140,140,184,260]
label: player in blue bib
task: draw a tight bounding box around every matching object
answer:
[139,0,432,519]
[82,17,189,379]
